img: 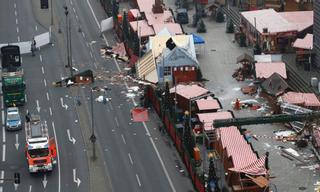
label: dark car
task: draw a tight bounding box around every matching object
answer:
[176,8,189,24]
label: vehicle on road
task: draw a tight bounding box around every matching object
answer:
[25,114,57,173]
[2,71,26,106]
[1,45,26,106]
[5,107,22,131]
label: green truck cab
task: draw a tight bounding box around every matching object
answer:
[2,71,26,106]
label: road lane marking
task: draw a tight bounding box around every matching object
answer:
[136,174,141,187]
[15,19,18,25]
[121,134,126,144]
[73,169,81,187]
[87,2,176,190]
[44,79,47,87]
[82,32,85,38]
[0,170,4,184]
[35,25,38,31]
[52,122,61,192]
[14,3,16,9]
[72,7,76,13]
[14,10,17,16]
[17,36,20,42]
[90,52,93,58]
[128,153,133,165]
[41,66,44,74]
[70,0,73,5]
[1,96,3,109]
[115,117,119,127]
[1,111,4,124]
[29,185,32,192]
[2,126,5,143]
[46,92,50,101]
[16,27,19,33]
[2,144,5,162]
[49,107,52,116]
[40,55,42,62]
[25,94,28,103]
[21,56,23,64]
[67,129,76,144]
[0,186,2,192]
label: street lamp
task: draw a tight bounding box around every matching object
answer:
[89,88,97,160]
[64,6,73,77]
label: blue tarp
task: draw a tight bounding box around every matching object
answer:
[192,33,205,44]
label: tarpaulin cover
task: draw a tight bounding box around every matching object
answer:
[131,108,149,122]
[192,33,205,44]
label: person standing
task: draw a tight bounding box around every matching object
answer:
[31,37,36,56]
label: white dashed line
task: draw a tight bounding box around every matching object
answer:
[49,107,52,116]
[121,134,126,144]
[115,117,119,127]
[82,32,85,38]
[128,153,133,165]
[16,27,19,33]
[90,52,93,58]
[41,66,44,74]
[15,19,18,25]
[21,56,23,64]
[25,94,28,103]
[1,111,4,124]
[2,126,5,143]
[35,25,38,31]
[136,174,141,187]
[70,0,73,5]
[2,144,5,162]
[40,55,43,62]
[46,92,50,101]
[76,15,78,20]
[44,79,47,87]
[17,36,20,42]
[14,10,17,16]
[14,3,16,9]
[29,185,32,192]
[72,7,76,13]
[0,170,4,184]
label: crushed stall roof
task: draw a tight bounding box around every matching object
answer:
[196,98,221,111]
[135,51,158,83]
[220,127,266,175]
[280,92,320,107]
[255,62,287,79]
[293,34,313,50]
[170,84,209,99]
[261,73,288,96]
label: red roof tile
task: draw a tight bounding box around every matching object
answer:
[170,84,209,100]
[255,62,287,79]
[197,111,232,131]
[129,20,155,37]
[196,99,221,111]
[293,34,313,50]
[280,92,320,107]
[279,11,313,32]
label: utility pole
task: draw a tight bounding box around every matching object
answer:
[90,88,97,160]
[64,6,73,77]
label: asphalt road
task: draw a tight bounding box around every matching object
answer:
[0,0,194,192]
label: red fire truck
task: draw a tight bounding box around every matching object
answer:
[25,114,57,173]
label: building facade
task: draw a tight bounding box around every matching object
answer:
[314,1,320,67]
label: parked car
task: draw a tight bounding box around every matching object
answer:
[6,107,22,131]
[176,8,189,24]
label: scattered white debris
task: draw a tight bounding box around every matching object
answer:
[274,130,296,137]
[126,93,136,98]
[95,95,111,103]
[232,87,241,91]
[129,86,139,92]
[285,148,300,157]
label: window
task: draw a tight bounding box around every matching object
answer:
[164,67,171,76]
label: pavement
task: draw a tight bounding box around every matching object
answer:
[163,1,320,192]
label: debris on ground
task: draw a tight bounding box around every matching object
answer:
[95,95,111,103]
[241,85,257,95]
[100,43,128,62]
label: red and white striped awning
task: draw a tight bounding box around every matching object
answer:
[229,155,267,176]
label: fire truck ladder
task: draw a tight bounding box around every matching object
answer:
[212,112,320,129]
[25,115,48,141]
